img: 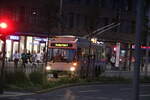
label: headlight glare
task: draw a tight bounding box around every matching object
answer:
[73,62,77,66]
[70,67,75,72]
[46,66,51,71]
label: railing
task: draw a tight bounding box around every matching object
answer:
[1,61,44,74]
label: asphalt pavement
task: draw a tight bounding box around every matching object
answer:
[0,84,150,100]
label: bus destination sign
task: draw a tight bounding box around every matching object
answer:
[51,43,73,47]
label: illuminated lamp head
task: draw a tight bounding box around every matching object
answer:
[0,22,8,29]
[73,62,77,66]
[70,67,75,72]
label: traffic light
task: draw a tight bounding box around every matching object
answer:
[0,19,14,35]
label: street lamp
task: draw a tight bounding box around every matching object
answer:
[133,0,144,100]
[0,19,14,94]
[0,22,8,29]
[58,0,63,35]
[0,21,8,94]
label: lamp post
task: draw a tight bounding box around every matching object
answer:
[0,36,6,94]
[0,19,14,94]
[133,0,144,100]
[59,0,63,35]
[0,22,8,94]
[59,0,63,16]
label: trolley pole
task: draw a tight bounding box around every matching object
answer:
[133,0,144,100]
[59,0,63,35]
[0,36,6,94]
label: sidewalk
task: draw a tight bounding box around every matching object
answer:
[102,70,150,78]
[0,91,34,98]
[103,63,150,78]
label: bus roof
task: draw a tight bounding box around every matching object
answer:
[54,35,76,38]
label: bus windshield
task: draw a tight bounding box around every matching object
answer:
[48,48,76,62]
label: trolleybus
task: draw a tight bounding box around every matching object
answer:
[46,35,106,77]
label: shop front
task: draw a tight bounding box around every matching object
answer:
[0,35,48,60]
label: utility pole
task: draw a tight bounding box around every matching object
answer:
[144,29,149,76]
[0,21,10,94]
[0,36,6,94]
[59,0,63,16]
[59,0,63,35]
[133,0,144,100]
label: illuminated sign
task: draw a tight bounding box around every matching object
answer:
[132,45,150,49]
[141,46,150,49]
[10,36,20,40]
[51,43,72,47]
[34,37,47,42]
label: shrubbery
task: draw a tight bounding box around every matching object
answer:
[5,71,32,88]
[4,71,150,91]
[5,71,47,90]
[29,71,46,85]
[140,76,150,83]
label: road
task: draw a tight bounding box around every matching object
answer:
[1,84,150,100]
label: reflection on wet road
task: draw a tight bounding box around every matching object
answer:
[1,84,150,100]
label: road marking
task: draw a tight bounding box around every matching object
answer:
[112,98,123,100]
[97,97,108,100]
[9,97,20,100]
[120,88,131,91]
[0,93,35,98]
[140,94,150,97]
[56,95,64,97]
[141,84,150,87]
[79,90,100,93]
[24,99,36,100]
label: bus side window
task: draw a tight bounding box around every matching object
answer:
[77,48,82,55]
[77,48,82,58]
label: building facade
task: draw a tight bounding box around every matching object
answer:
[0,0,99,60]
[96,0,136,42]
[0,0,137,60]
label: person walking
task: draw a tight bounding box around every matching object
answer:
[36,51,42,63]
[0,51,2,60]
[31,51,37,68]
[0,51,3,66]
[27,50,32,63]
[110,54,116,70]
[13,51,20,69]
[21,50,28,68]
[36,51,42,68]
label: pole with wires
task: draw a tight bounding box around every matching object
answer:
[132,0,144,100]
[0,36,6,94]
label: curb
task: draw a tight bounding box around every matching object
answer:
[1,82,133,97]
[0,82,103,98]
[0,92,35,98]
[34,82,103,94]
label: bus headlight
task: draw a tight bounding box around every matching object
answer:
[73,62,77,66]
[70,67,75,72]
[46,65,51,71]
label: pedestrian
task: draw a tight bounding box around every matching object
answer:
[36,51,42,64]
[0,51,2,60]
[141,57,145,72]
[31,51,37,68]
[0,51,3,66]
[110,54,116,70]
[27,50,32,63]
[21,50,28,68]
[13,51,20,69]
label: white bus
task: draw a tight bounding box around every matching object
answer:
[46,35,106,77]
